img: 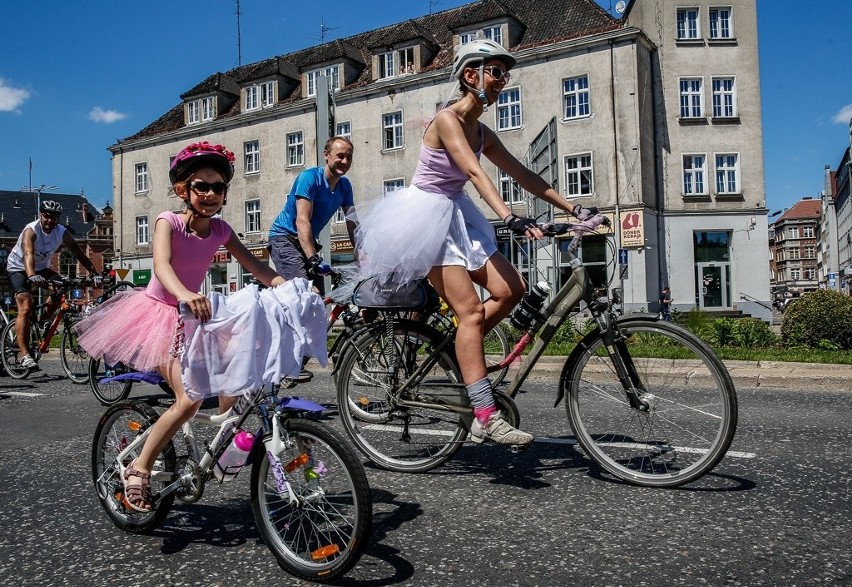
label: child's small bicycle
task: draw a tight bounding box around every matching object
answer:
[92,372,372,582]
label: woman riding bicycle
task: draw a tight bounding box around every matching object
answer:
[76,142,287,512]
[356,39,599,446]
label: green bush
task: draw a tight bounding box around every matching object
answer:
[781,290,852,350]
[730,317,778,348]
[712,318,736,347]
[677,310,716,344]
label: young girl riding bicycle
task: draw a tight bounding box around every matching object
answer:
[76,142,287,511]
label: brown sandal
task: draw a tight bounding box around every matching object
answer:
[121,460,153,513]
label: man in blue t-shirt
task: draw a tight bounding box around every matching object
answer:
[268,136,357,293]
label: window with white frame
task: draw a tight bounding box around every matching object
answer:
[676,8,700,40]
[497,87,522,131]
[714,153,739,194]
[378,51,395,79]
[336,121,351,139]
[260,81,275,107]
[499,170,523,204]
[564,153,594,197]
[333,208,346,224]
[459,31,477,45]
[709,7,733,39]
[562,75,590,120]
[790,268,801,281]
[803,226,814,238]
[683,154,707,195]
[134,163,148,193]
[788,247,800,260]
[244,140,260,174]
[482,26,502,45]
[286,131,304,167]
[245,85,259,111]
[383,111,404,150]
[679,78,703,118]
[804,245,815,258]
[398,47,416,74]
[788,227,799,239]
[804,267,815,280]
[383,178,406,195]
[307,66,340,97]
[711,77,736,118]
[201,96,215,121]
[135,215,149,245]
[245,200,261,234]
[187,101,200,124]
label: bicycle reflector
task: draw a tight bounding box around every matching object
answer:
[71,288,84,300]
[311,544,341,561]
[128,421,144,433]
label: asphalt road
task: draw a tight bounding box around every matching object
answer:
[0,358,850,586]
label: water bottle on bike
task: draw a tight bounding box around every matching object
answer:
[214,430,255,482]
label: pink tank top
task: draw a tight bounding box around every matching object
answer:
[145,212,231,306]
[411,120,484,197]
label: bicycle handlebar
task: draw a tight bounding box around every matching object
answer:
[540,213,609,252]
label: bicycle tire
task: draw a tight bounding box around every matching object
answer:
[1,319,35,379]
[484,321,511,386]
[562,317,738,488]
[336,319,469,473]
[250,418,372,582]
[88,357,133,405]
[60,320,89,383]
[91,401,176,533]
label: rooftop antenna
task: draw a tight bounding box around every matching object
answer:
[235,0,242,66]
[429,0,441,14]
[316,17,336,43]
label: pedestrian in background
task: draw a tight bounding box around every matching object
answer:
[660,286,672,321]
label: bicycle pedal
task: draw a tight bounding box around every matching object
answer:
[508,443,532,454]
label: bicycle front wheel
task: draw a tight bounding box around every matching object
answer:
[336,320,468,473]
[60,321,89,383]
[88,358,133,405]
[91,402,176,533]
[251,418,372,583]
[1,319,34,379]
[563,317,737,488]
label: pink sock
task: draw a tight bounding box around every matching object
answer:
[474,405,497,424]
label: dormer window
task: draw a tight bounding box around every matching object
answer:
[459,25,503,47]
[245,81,275,111]
[201,97,215,121]
[306,66,340,97]
[187,96,217,124]
[378,46,418,80]
[187,101,200,124]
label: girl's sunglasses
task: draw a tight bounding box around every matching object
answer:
[484,66,511,82]
[189,180,229,196]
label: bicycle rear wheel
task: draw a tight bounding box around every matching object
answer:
[1,319,35,379]
[336,319,468,473]
[484,321,511,386]
[60,320,89,383]
[562,317,737,488]
[88,358,133,405]
[91,402,176,533]
[251,418,372,583]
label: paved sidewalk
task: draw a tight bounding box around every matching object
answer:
[524,356,851,390]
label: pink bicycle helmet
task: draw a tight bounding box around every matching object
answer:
[169,141,235,184]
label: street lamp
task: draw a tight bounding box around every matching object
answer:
[20,184,58,219]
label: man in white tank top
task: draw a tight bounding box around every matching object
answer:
[5,200,101,370]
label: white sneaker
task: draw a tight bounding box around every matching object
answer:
[470,411,533,446]
[20,355,39,370]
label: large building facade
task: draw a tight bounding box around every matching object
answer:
[108,0,770,318]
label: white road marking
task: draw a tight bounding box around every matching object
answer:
[1,391,44,397]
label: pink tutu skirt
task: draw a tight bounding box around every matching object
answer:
[75,289,180,372]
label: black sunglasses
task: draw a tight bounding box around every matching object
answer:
[189,180,229,196]
[483,66,510,82]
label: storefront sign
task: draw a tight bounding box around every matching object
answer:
[132,269,151,286]
[619,210,645,248]
[330,239,354,253]
[213,251,231,263]
[249,247,269,260]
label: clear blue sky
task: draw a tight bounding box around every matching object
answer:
[1,0,850,215]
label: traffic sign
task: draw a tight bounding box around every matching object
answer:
[618,248,628,265]
[116,268,130,281]
[619,264,628,280]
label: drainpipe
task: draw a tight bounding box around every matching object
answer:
[609,40,623,311]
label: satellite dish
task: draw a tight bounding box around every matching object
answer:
[615,0,626,14]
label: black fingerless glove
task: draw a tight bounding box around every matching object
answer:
[504,214,537,235]
[573,204,599,221]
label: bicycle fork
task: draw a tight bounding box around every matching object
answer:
[264,416,325,506]
[592,307,651,412]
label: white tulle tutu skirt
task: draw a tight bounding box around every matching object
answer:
[75,289,179,372]
[354,185,497,292]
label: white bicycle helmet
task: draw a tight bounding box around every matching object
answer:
[452,39,516,78]
[40,200,63,214]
